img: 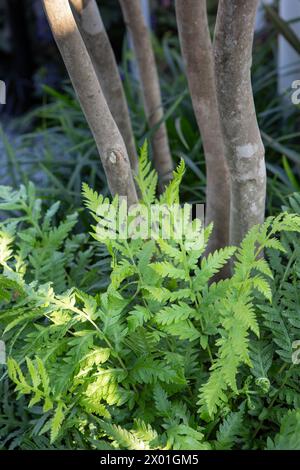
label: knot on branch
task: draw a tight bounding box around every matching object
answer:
[107,148,125,165]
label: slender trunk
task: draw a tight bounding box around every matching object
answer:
[255,0,273,31]
[119,0,173,188]
[70,0,138,173]
[214,0,266,246]
[175,0,230,254]
[42,0,138,205]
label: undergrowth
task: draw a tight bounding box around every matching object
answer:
[1,145,300,450]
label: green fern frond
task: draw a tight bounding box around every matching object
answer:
[160,160,185,205]
[249,340,273,379]
[252,275,272,302]
[193,247,236,290]
[150,261,187,281]
[130,357,177,384]
[155,302,197,326]
[100,421,150,450]
[135,141,158,205]
[215,405,245,450]
[198,372,228,418]
[82,183,105,214]
[267,410,300,450]
[153,384,171,416]
[50,401,65,444]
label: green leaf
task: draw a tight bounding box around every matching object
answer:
[198,371,228,418]
[50,401,65,443]
[156,302,197,326]
[193,247,236,289]
[26,357,41,389]
[267,410,300,450]
[215,406,245,450]
[150,261,187,280]
[163,320,201,341]
[135,141,158,206]
[249,340,273,379]
[160,159,185,205]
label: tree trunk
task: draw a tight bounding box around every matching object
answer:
[119,0,173,188]
[42,0,138,206]
[175,0,230,254]
[214,0,266,246]
[278,0,300,97]
[70,0,138,173]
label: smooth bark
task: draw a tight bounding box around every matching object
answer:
[214,0,266,246]
[70,0,138,172]
[175,0,230,253]
[119,0,173,188]
[43,0,138,205]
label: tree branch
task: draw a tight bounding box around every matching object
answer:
[214,0,266,246]
[43,0,138,205]
[175,0,230,254]
[70,0,138,173]
[119,0,173,188]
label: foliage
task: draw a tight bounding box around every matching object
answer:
[1,149,300,450]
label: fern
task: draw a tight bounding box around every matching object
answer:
[135,141,158,206]
[215,406,245,450]
[2,151,300,450]
[159,159,185,205]
[50,402,65,444]
[99,421,152,450]
[249,340,274,380]
[267,410,300,450]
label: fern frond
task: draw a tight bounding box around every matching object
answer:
[135,141,158,205]
[100,421,149,450]
[159,160,185,205]
[153,384,171,416]
[267,410,300,450]
[193,247,236,290]
[130,357,177,384]
[150,261,187,281]
[155,302,197,326]
[198,371,228,419]
[50,401,65,444]
[82,183,105,214]
[215,406,245,450]
[249,340,273,379]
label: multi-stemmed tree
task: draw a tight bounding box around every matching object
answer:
[43,0,266,255]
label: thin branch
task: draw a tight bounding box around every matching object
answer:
[119,0,173,189]
[175,0,231,254]
[70,0,138,173]
[43,0,138,205]
[214,0,266,246]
